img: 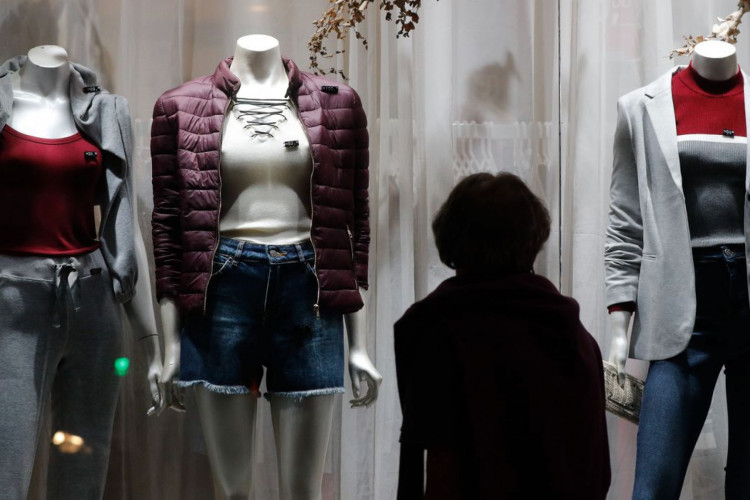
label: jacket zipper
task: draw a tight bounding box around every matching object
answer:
[290,98,321,317]
[346,224,358,289]
[203,95,232,314]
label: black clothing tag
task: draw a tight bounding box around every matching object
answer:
[321,85,338,94]
[723,129,735,138]
[83,86,101,94]
[284,140,299,148]
[84,151,98,160]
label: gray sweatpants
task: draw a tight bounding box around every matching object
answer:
[0,249,122,500]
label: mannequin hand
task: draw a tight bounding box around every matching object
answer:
[157,298,185,412]
[160,346,186,413]
[145,359,164,417]
[608,311,632,387]
[348,348,382,408]
[141,335,165,416]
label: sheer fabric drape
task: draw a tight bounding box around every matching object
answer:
[1,0,743,498]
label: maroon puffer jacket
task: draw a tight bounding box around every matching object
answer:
[150,57,369,316]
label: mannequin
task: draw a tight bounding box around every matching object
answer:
[154,35,380,499]
[0,45,163,498]
[607,39,739,380]
[11,46,163,411]
[606,39,750,498]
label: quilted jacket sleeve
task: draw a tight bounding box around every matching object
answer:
[351,90,370,290]
[150,96,182,300]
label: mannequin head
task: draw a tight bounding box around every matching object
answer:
[27,45,68,68]
[236,34,279,53]
[432,172,550,275]
[692,40,738,81]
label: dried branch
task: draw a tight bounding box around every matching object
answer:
[308,0,432,78]
[670,1,750,58]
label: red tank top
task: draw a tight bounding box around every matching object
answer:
[0,125,103,255]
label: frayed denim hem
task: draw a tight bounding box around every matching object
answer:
[176,380,254,396]
[263,387,345,401]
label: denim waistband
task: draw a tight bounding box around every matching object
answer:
[216,236,315,264]
[692,244,746,262]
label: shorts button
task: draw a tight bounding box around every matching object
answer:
[724,247,734,257]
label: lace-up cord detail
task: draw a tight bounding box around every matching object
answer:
[232,97,289,139]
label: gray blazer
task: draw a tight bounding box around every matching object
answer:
[0,56,137,302]
[605,65,750,361]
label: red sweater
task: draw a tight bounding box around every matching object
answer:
[0,126,102,255]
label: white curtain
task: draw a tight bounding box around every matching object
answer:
[2,0,745,498]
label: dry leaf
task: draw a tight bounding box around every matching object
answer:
[308,0,435,77]
[670,1,749,58]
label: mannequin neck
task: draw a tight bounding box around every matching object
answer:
[229,35,288,99]
[692,40,738,82]
[18,45,71,99]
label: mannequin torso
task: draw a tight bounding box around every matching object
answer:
[221,34,313,245]
[220,101,312,244]
[9,46,77,138]
[607,39,741,379]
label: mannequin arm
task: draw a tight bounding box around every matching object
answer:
[344,289,382,408]
[122,225,164,416]
[158,297,186,411]
[608,310,632,387]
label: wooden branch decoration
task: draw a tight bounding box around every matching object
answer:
[670,1,750,58]
[308,0,431,78]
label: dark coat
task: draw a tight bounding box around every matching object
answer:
[150,57,369,316]
[395,272,610,499]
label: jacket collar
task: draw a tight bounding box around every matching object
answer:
[0,55,100,132]
[644,65,750,193]
[212,56,303,99]
[644,65,682,99]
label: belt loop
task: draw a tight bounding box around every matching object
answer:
[234,239,245,260]
[295,243,305,262]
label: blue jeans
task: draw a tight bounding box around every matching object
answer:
[633,245,750,500]
[179,237,345,398]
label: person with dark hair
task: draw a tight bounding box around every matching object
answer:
[394,172,610,499]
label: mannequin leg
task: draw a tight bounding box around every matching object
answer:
[270,394,336,500]
[46,259,123,500]
[195,386,258,500]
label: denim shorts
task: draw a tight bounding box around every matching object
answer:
[178,237,345,398]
